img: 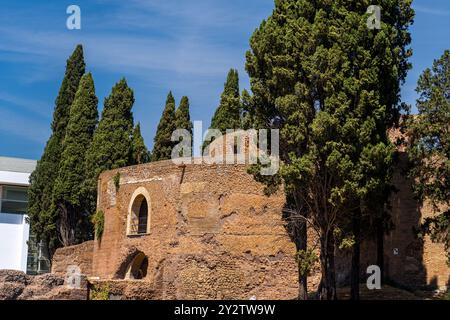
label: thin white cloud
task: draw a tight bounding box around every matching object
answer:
[103,0,264,29]
[414,4,450,17]
[0,0,273,84]
[0,25,240,79]
[0,107,50,143]
[0,0,273,156]
[0,91,51,119]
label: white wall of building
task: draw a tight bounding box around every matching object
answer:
[0,212,29,271]
[0,171,30,186]
[0,162,35,273]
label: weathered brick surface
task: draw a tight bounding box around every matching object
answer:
[0,270,30,300]
[382,153,449,290]
[0,270,88,300]
[52,241,94,276]
[49,132,448,299]
[92,161,299,299]
[333,151,449,291]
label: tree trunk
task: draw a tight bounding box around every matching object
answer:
[376,217,384,284]
[58,203,77,246]
[288,192,309,300]
[298,268,308,300]
[316,279,323,300]
[318,230,337,300]
[351,208,361,300]
[298,216,308,300]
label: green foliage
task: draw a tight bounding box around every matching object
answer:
[131,123,150,165]
[174,96,193,157]
[240,89,254,130]
[28,45,86,255]
[295,249,318,278]
[52,45,87,136]
[151,92,177,161]
[204,69,249,152]
[210,69,242,133]
[407,50,450,203]
[90,283,110,300]
[333,227,356,250]
[340,236,356,251]
[407,50,450,263]
[175,96,193,133]
[91,210,105,240]
[246,0,414,298]
[52,73,99,245]
[84,78,135,217]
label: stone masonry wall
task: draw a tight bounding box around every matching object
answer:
[92,161,300,300]
[382,153,449,290]
[336,152,449,290]
[52,241,94,277]
[54,146,448,299]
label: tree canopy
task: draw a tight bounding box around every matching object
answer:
[246,0,414,299]
[28,44,86,255]
[151,91,177,161]
[210,69,242,133]
[407,50,450,263]
[175,96,193,134]
[52,73,98,246]
[131,123,150,165]
[84,78,135,215]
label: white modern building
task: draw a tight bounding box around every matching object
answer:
[0,156,36,272]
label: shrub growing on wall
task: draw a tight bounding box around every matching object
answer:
[91,210,105,240]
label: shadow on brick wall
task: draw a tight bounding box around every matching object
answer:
[294,151,445,292]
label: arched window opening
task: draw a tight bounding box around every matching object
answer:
[127,188,151,236]
[138,199,148,234]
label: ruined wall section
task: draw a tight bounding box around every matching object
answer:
[92,160,300,300]
[52,241,94,277]
[337,152,449,291]
[383,153,449,290]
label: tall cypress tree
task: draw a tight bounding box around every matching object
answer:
[174,96,193,158]
[202,69,243,153]
[246,0,414,299]
[151,91,177,161]
[84,78,135,214]
[131,123,150,165]
[240,89,254,130]
[175,96,193,134]
[52,73,98,246]
[28,45,85,255]
[210,69,241,133]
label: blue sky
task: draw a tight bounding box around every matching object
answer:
[0,0,449,160]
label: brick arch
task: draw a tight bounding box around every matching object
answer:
[113,247,148,279]
[125,252,148,280]
[126,187,151,235]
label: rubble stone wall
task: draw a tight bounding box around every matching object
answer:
[50,151,448,299]
[52,241,94,277]
[92,161,300,299]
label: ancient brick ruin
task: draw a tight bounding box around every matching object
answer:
[90,161,299,299]
[3,131,447,300]
[47,148,448,299]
